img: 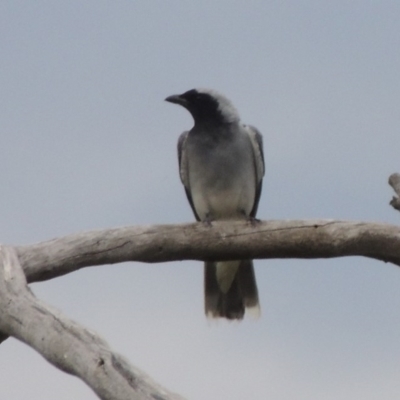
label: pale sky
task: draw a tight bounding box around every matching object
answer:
[1,2,400,400]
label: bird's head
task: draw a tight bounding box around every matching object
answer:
[165,88,240,125]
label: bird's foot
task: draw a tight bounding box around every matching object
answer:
[247,216,261,227]
[239,209,261,227]
[202,214,214,227]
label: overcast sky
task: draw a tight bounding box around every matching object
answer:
[1,1,400,399]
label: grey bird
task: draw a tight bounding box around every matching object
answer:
[165,88,265,320]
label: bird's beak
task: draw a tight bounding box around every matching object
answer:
[165,94,188,107]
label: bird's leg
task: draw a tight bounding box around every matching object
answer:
[239,209,261,226]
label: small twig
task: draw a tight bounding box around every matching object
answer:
[389,173,400,212]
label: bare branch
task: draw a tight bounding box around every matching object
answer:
[0,246,185,400]
[5,216,400,398]
[14,219,400,283]
[389,173,400,212]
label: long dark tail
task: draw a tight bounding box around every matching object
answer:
[204,260,260,320]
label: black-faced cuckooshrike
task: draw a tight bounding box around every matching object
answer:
[166,88,265,320]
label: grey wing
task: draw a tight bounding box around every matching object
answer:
[244,125,265,218]
[177,131,201,221]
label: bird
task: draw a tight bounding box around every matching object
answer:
[165,88,265,320]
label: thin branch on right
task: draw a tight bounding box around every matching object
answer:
[389,173,400,212]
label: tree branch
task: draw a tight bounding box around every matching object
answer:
[6,218,400,399]
[5,174,400,399]
[0,246,185,400]
[389,173,400,212]
[14,219,400,283]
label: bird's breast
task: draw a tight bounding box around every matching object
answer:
[187,136,256,220]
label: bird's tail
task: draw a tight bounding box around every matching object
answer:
[204,260,260,320]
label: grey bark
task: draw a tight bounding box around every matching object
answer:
[15,220,400,284]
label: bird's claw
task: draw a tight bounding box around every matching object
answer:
[247,216,261,226]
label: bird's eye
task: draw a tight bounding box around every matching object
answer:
[195,94,203,100]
